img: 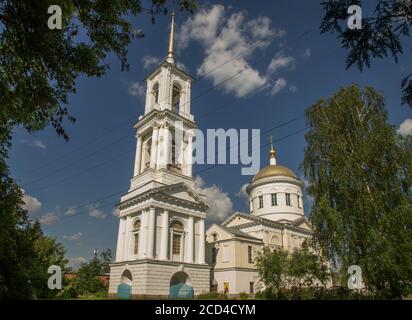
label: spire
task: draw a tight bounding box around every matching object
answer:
[166,12,175,64]
[269,135,277,165]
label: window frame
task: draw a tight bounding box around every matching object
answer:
[271,193,278,206]
[249,281,254,294]
[285,193,291,206]
[258,195,264,209]
[247,245,253,263]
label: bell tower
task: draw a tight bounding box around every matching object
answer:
[130,12,196,192]
[109,12,210,299]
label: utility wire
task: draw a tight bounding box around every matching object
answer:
[22,27,315,177]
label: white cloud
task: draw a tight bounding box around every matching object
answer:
[112,208,120,217]
[235,183,249,199]
[397,118,412,136]
[303,48,311,58]
[33,139,46,149]
[176,61,189,73]
[235,183,249,207]
[267,53,295,74]
[21,190,42,215]
[39,212,59,225]
[63,232,83,241]
[141,55,161,69]
[177,5,287,98]
[128,81,146,99]
[289,85,297,93]
[195,176,233,222]
[270,78,287,96]
[64,207,76,216]
[67,257,87,271]
[88,204,106,219]
[20,138,46,150]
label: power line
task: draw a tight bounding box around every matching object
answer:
[22,28,316,187]
[51,125,309,222]
[22,27,315,176]
[22,132,133,187]
[32,149,132,192]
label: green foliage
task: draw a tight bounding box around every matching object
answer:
[0,183,67,299]
[0,0,197,142]
[0,0,197,299]
[238,292,249,300]
[302,84,412,298]
[196,292,228,300]
[255,286,373,300]
[320,0,412,107]
[59,279,79,299]
[72,249,112,297]
[255,247,328,299]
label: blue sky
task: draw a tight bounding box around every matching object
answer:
[8,0,412,268]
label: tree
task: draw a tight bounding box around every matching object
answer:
[74,249,113,297]
[0,194,68,299]
[0,0,196,299]
[0,0,196,142]
[302,84,412,298]
[256,248,289,297]
[28,221,68,299]
[255,247,328,299]
[320,0,412,107]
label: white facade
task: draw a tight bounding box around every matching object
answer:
[206,146,313,296]
[109,14,210,299]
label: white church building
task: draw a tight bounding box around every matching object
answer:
[108,14,312,299]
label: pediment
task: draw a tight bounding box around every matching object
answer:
[222,212,255,228]
[292,217,312,230]
[156,182,208,207]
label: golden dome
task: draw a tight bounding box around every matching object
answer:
[252,165,297,182]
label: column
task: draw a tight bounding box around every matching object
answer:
[163,125,171,168]
[185,82,191,115]
[159,210,169,260]
[140,210,148,258]
[138,213,145,259]
[123,215,131,260]
[156,126,164,168]
[197,218,206,264]
[150,126,159,169]
[181,232,186,262]
[185,133,193,177]
[115,218,125,262]
[133,135,142,176]
[147,207,156,259]
[186,216,194,263]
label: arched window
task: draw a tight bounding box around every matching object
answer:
[170,220,184,230]
[212,233,218,242]
[133,219,141,255]
[172,83,181,112]
[144,138,151,169]
[152,83,159,106]
[170,220,184,256]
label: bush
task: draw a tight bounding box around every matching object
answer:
[59,284,78,299]
[197,292,228,300]
[239,292,249,300]
[256,286,374,300]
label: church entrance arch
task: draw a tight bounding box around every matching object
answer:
[117,269,133,299]
[169,271,193,299]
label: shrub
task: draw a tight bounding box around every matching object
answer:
[239,292,249,300]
